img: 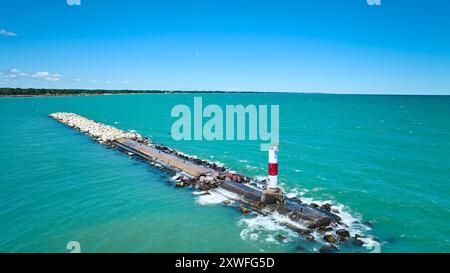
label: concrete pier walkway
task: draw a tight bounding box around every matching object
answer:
[114,138,216,177]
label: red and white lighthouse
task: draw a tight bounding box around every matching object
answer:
[261,146,284,205]
[268,146,278,189]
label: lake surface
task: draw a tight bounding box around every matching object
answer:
[0,93,449,252]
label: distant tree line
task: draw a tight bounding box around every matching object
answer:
[0,88,251,96]
[0,88,171,96]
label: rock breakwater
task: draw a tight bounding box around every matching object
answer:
[50,112,144,143]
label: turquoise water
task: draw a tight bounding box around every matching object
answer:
[0,93,449,253]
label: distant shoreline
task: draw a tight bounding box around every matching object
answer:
[0,88,250,97]
[0,88,262,97]
[0,88,448,97]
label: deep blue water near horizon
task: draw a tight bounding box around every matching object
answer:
[0,93,449,253]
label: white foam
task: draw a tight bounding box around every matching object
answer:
[361,237,381,253]
[265,234,279,244]
[245,164,259,170]
[195,189,231,205]
[192,191,209,196]
[170,173,183,181]
[212,161,225,167]
[239,214,294,242]
[286,187,308,197]
[253,175,269,182]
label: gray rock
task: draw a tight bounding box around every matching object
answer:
[320,203,332,212]
[323,234,337,244]
[237,206,251,214]
[308,216,332,229]
[317,226,333,234]
[336,229,350,238]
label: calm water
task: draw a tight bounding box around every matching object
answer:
[0,93,449,253]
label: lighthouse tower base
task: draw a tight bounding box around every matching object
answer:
[261,187,285,206]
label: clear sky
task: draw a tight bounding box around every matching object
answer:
[1,0,449,94]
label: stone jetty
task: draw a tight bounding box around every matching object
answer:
[50,112,372,251]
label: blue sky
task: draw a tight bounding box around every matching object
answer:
[1,0,449,94]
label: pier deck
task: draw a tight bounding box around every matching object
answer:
[114,138,216,177]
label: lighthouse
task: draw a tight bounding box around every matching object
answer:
[261,145,284,206]
[268,146,278,188]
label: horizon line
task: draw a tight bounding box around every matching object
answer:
[0,87,449,96]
